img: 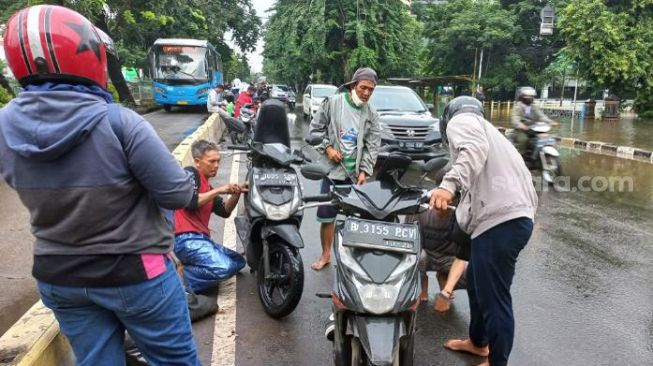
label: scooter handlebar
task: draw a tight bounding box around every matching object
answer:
[303,193,332,203]
[226,145,249,151]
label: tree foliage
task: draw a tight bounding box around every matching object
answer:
[263,0,421,89]
[421,0,569,99]
[0,0,261,101]
[558,0,653,115]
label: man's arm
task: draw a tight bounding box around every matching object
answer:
[533,105,554,124]
[120,109,194,209]
[511,104,528,130]
[308,98,332,155]
[439,116,490,195]
[213,182,248,218]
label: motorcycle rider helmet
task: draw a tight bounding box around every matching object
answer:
[517,86,537,105]
[3,5,116,88]
[439,96,485,145]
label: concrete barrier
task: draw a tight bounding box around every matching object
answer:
[172,113,226,167]
[0,113,227,366]
[496,126,653,164]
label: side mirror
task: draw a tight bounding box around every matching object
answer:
[300,163,329,180]
[426,103,435,112]
[423,157,449,173]
[304,134,323,146]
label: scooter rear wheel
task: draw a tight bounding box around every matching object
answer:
[256,243,304,318]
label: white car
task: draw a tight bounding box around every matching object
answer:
[302,84,337,120]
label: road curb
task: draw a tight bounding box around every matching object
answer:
[495,127,653,164]
[0,113,227,366]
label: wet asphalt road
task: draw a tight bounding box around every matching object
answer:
[0,107,207,335]
[201,111,653,366]
[1,105,651,366]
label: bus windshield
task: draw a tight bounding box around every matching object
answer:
[152,45,208,84]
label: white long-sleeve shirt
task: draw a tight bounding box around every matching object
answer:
[207,89,226,113]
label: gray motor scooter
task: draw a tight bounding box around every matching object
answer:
[301,150,448,366]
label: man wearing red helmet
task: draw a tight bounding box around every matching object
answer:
[0,5,199,365]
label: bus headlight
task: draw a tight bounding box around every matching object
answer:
[196,88,209,95]
[155,86,165,94]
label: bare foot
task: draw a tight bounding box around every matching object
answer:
[434,292,451,313]
[311,257,330,271]
[419,290,428,303]
[443,339,489,357]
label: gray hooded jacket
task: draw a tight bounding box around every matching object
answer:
[309,93,381,180]
[439,113,538,238]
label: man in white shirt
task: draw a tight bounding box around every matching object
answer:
[207,85,226,113]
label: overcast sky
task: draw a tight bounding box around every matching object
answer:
[226,0,275,75]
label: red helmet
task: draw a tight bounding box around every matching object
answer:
[3,5,114,88]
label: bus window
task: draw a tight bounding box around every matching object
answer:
[152,46,208,83]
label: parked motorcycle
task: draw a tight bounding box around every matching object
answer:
[300,149,448,366]
[232,99,314,318]
[522,121,562,186]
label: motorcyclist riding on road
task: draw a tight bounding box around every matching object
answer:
[511,87,558,156]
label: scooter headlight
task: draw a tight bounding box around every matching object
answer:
[339,241,417,314]
[351,275,404,315]
[337,243,371,281]
[258,184,301,221]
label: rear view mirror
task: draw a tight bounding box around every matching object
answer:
[223,116,246,133]
[300,163,329,180]
[423,157,449,173]
[305,134,323,146]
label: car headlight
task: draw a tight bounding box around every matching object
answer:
[154,86,165,94]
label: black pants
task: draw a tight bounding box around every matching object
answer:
[467,217,533,366]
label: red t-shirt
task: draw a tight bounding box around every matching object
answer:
[174,167,228,236]
[234,92,253,118]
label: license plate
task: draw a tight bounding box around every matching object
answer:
[342,218,419,253]
[177,100,188,105]
[399,141,424,149]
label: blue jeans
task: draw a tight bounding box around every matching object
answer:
[38,260,200,366]
[467,217,533,366]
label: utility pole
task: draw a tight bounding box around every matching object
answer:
[478,48,484,80]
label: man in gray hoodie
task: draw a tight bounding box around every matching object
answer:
[430,96,538,366]
[308,67,381,270]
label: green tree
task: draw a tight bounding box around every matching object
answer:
[422,0,518,97]
[263,0,421,89]
[0,1,261,103]
[558,0,653,115]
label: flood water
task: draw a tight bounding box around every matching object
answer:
[491,114,653,151]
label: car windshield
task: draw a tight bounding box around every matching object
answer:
[313,87,337,98]
[369,87,427,113]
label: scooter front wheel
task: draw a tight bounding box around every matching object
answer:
[257,243,304,318]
